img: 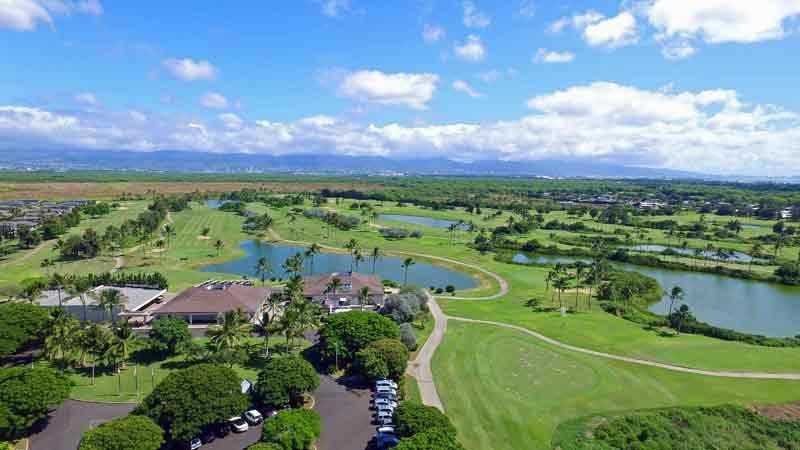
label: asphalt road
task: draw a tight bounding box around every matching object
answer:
[315,375,377,450]
[29,400,136,450]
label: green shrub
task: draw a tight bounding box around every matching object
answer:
[79,415,164,450]
[317,311,399,365]
[254,356,319,408]
[354,339,409,381]
[393,403,456,439]
[261,409,321,450]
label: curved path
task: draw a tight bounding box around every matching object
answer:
[405,293,446,412]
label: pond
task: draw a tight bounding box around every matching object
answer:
[624,244,757,262]
[379,214,467,230]
[639,265,800,337]
[507,252,800,337]
[511,253,591,265]
[199,240,478,290]
[204,199,231,209]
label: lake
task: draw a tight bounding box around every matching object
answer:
[508,252,800,337]
[625,244,757,262]
[199,240,478,290]
[379,214,467,230]
[204,199,231,209]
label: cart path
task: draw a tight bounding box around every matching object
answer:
[405,293,446,412]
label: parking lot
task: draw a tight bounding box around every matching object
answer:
[315,374,376,450]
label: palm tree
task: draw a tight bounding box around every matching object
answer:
[401,257,415,286]
[370,247,381,274]
[256,292,284,356]
[97,288,125,323]
[206,309,252,354]
[254,257,272,286]
[68,279,93,322]
[353,250,364,272]
[552,276,568,309]
[667,285,684,316]
[357,286,371,307]
[44,311,79,367]
[326,277,342,298]
[50,273,67,308]
[109,321,138,371]
[573,262,587,310]
[214,239,224,256]
[305,243,321,275]
[163,224,175,250]
[447,223,458,243]
[282,253,304,277]
[672,304,692,334]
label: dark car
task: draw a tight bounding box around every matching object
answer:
[214,423,231,438]
[200,429,216,444]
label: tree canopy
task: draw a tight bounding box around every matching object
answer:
[254,356,319,408]
[261,409,321,450]
[0,367,71,439]
[0,303,49,358]
[133,363,248,442]
[78,415,164,450]
[393,429,466,450]
[354,339,409,381]
[317,311,399,364]
[393,403,456,439]
[148,316,191,355]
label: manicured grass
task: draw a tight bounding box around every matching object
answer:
[43,336,308,403]
[409,313,434,359]
[404,374,421,404]
[433,321,800,450]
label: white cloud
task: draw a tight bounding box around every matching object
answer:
[162,58,218,82]
[572,10,605,28]
[660,39,696,60]
[422,23,445,43]
[338,70,439,110]
[533,48,575,64]
[2,83,799,175]
[316,0,351,17]
[647,0,800,44]
[518,0,536,19]
[547,16,570,34]
[454,35,487,62]
[452,80,484,98]
[462,1,490,28]
[200,92,229,109]
[0,0,52,30]
[218,112,243,129]
[73,92,98,106]
[583,12,638,48]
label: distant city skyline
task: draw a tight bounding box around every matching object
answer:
[1,1,800,175]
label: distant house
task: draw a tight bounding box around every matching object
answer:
[38,285,166,323]
[152,280,273,324]
[303,272,385,312]
[781,208,794,219]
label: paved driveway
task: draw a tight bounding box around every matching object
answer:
[29,400,136,450]
[315,375,376,450]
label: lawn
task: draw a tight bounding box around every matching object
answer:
[433,321,800,450]
[42,336,309,403]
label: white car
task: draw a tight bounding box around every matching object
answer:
[244,409,263,425]
[376,425,395,435]
[375,385,397,396]
[373,398,398,409]
[188,438,202,450]
[375,379,398,390]
[229,416,249,433]
[374,410,393,423]
[376,403,395,414]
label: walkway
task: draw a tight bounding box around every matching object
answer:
[405,293,446,412]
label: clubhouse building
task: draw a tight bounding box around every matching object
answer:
[303,272,385,312]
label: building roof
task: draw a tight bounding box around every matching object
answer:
[37,286,166,311]
[154,284,272,315]
[303,272,383,297]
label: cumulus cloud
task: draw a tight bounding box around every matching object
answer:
[462,1,490,28]
[2,83,799,175]
[452,80,484,98]
[315,0,351,17]
[422,23,445,43]
[533,48,575,64]
[162,58,218,82]
[583,12,638,48]
[647,0,800,44]
[200,92,229,109]
[547,16,570,34]
[0,0,101,30]
[454,35,487,62]
[73,92,99,106]
[337,70,439,110]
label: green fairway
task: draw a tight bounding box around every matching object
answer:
[434,321,800,450]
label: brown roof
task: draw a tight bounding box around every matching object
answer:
[303,272,383,297]
[154,284,272,315]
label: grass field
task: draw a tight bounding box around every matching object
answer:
[434,321,800,450]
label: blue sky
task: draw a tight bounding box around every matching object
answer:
[1,0,800,175]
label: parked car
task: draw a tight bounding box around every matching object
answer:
[214,422,231,438]
[374,392,398,401]
[374,410,393,424]
[229,416,249,433]
[376,432,400,449]
[376,404,395,415]
[373,398,398,409]
[186,438,202,450]
[199,429,216,444]
[376,425,396,435]
[244,409,263,425]
[375,385,397,396]
[375,379,398,390]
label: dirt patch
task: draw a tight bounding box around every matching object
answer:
[197,235,211,240]
[754,401,800,421]
[0,181,380,200]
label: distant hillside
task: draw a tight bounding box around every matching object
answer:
[0,149,705,179]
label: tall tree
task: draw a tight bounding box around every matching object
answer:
[97,288,125,323]
[305,243,321,275]
[401,258,415,286]
[667,285,684,316]
[254,257,272,286]
[214,239,224,256]
[370,247,381,274]
[206,309,252,355]
[68,278,93,322]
